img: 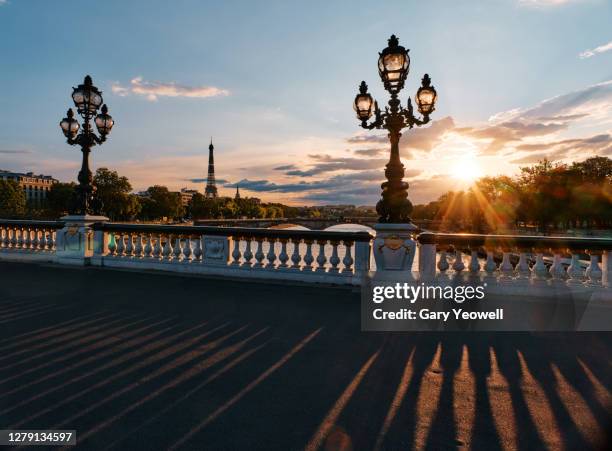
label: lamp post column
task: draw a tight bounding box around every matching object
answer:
[56,75,113,265]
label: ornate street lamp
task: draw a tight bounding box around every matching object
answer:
[59,75,114,215]
[354,35,437,223]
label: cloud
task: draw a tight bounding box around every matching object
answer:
[277,154,391,178]
[111,77,229,101]
[489,80,612,124]
[352,148,386,157]
[509,153,560,164]
[273,164,296,171]
[346,117,455,153]
[518,0,576,6]
[464,119,571,154]
[580,41,612,59]
[0,149,31,154]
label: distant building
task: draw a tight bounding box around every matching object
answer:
[234,184,240,200]
[204,139,218,198]
[179,188,198,206]
[0,170,58,206]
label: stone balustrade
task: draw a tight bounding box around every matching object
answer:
[416,232,612,296]
[89,222,373,285]
[0,220,64,262]
[1,218,612,294]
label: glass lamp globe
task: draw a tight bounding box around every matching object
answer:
[59,109,80,138]
[416,74,437,115]
[353,81,375,121]
[72,75,103,115]
[378,35,410,94]
[95,104,114,135]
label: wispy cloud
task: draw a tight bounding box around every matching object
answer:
[579,40,612,59]
[0,149,31,154]
[518,0,576,6]
[111,77,229,101]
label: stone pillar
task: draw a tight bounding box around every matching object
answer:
[353,241,372,278]
[202,235,232,266]
[372,223,417,279]
[603,251,612,288]
[417,232,436,282]
[55,215,109,266]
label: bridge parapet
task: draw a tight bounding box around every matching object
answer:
[1,219,611,295]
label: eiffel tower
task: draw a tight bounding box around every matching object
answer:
[204,138,218,198]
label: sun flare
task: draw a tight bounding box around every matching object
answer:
[452,159,482,182]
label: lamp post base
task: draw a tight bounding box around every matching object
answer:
[55,215,109,266]
[372,223,418,276]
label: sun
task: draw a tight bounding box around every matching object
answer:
[452,159,482,183]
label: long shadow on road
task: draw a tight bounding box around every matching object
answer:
[0,262,611,450]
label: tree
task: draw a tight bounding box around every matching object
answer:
[138,186,183,221]
[189,194,222,219]
[45,182,76,218]
[93,168,140,220]
[0,179,26,217]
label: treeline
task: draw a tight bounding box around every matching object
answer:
[412,156,612,232]
[0,168,313,222]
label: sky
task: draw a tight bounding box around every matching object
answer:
[0,0,611,206]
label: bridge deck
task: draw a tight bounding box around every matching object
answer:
[0,262,611,450]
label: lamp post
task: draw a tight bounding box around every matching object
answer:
[354,35,437,224]
[59,75,114,215]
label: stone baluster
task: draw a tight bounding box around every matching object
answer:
[193,236,203,261]
[116,233,125,256]
[0,227,6,248]
[265,238,277,269]
[16,227,24,249]
[603,251,611,288]
[482,249,497,284]
[243,238,254,267]
[437,248,449,273]
[342,241,354,274]
[173,237,182,261]
[143,235,153,258]
[316,240,327,272]
[468,249,481,275]
[516,250,531,282]
[254,239,265,268]
[585,253,602,286]
[107,233,117,256]
[231,237,242,265]
[303,240,314,271]
[162,235,173,260]
[290,239,302,270]
[278,239,289,268]
[23,228,31,249]
[452,248,465,273]
[566,252,585,286]
[31,229,39,250]
[531,250,548,286]
[152,235,162,259]
[328,241,340,273]
[9,227,17,248]
[182,236,192,262]
[125,234,134,257]
[48,230,56,250]
[548,251,566,281]
[499,249,515,283]
[40,229,49,251]
[133,234,143,258]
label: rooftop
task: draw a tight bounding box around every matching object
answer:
[1,261,611,450]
